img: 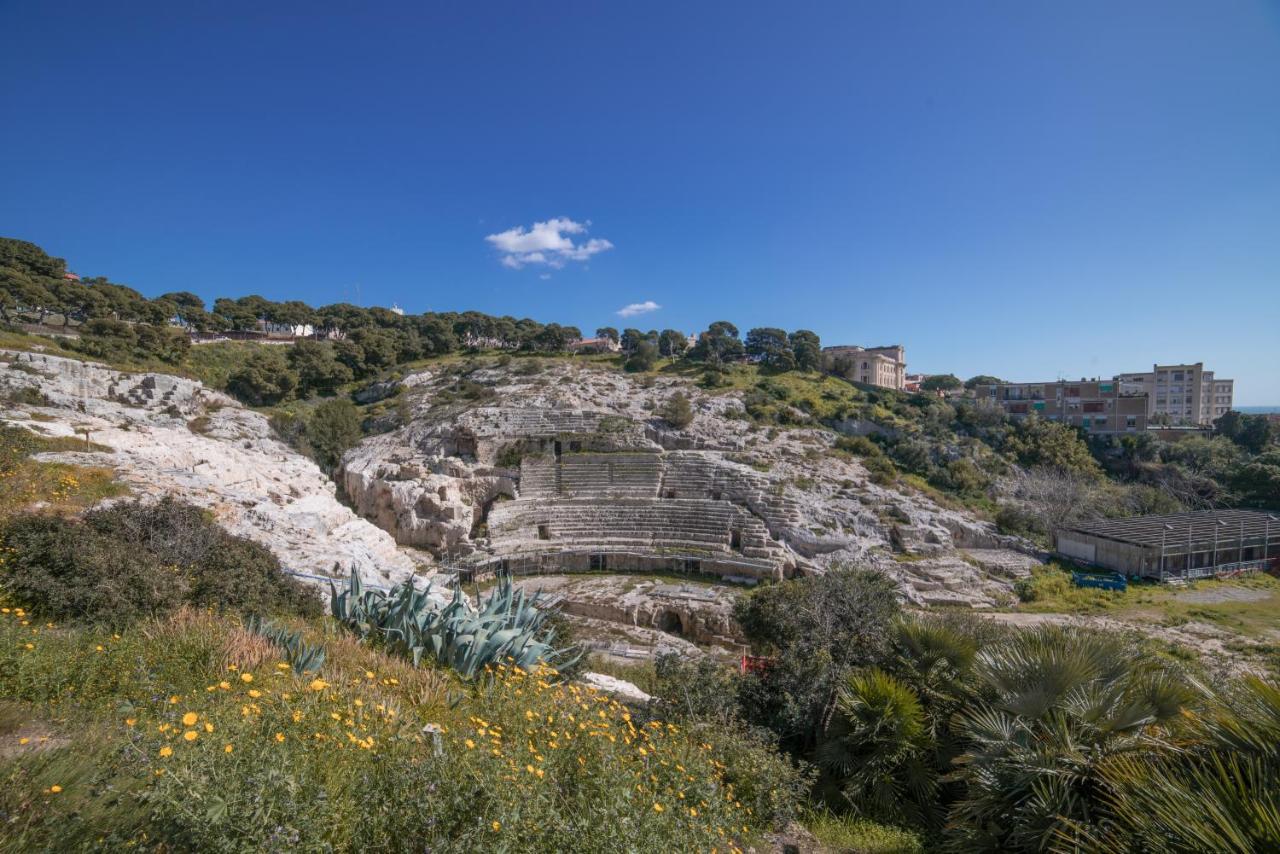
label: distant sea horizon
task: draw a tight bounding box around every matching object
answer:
[1238,405,1280,414]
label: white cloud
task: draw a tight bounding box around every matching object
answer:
[485,217,614,269]
[617,300,661,318]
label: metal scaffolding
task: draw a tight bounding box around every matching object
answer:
[1060,509,1280,581]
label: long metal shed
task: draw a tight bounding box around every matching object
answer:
[1055,509,1280,581]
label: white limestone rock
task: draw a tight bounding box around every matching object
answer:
[1,350,425,591]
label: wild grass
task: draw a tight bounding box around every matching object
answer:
[0,605,785,851]
[803,809,925,853]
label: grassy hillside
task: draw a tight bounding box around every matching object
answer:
[0,607,797,852]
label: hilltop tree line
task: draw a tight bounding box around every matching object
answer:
[3,238,822,374]
[593,320,821,374]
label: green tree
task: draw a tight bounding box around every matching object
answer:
[920,374,963,392]
[1004,414,1104,479]
[735,567,902,750]
[690,321,744,365]
[288,339,353,397]
[306,398,364,470]
[1230,449,1280,508]
[595,326,619,345]
[964,375,1004,389]
[789,329,821,371]
[817,669,937,827]
[226,347,298,406]
[745,327,795,371]
[624,339,659,372]
[658,329,688,359]
[658,391,694,428]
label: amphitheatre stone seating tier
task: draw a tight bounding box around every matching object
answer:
[517,455,558,497]
[558,452,662,498]
[460,547,780,582]
[455,407,657,465]
[485,498,784,563]
[659,451,803,532]
[459,407,617,438]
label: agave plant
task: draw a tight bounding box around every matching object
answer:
[329,569,580,679]
[243,613,326,675]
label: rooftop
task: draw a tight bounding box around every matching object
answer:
[1063,509,1280,548]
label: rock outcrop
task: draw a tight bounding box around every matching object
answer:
[1,350,424,590]
[340,359,1038,607]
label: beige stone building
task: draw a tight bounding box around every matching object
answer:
[822,344,906,390]
[1116,363,1234,426]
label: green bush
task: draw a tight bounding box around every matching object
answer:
[0,498,319,625]
[658,392,694,428]
[306,398,363,470]
[864,455,898,486]
[225,347,298,406]
[995,504,1046,538]
[804,810,925,854]
[835,435,880,457]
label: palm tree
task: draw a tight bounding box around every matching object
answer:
[945,626,1199,853]
[815,618,982,832]
[816,668,939,829]
[1093,676,1280,852]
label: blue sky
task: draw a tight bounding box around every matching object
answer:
[2,2,1278,403]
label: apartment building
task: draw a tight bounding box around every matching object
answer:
[973,378,1150,435]
[822,344,906,390]
[1116,363,1234,426]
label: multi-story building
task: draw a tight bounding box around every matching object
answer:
[822,344,906,390]
[973,378,1150,435]
[977,361,1235,433]
[1116,363,1234,426]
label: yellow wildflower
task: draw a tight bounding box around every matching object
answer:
[224,744,234,754]
[183,730,198,742]
[159,746,173,758]
[274,732,285,743]
[182,712,199,726]
[308,679,328,692]
[49,785,62,794]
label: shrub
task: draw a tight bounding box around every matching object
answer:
[0,498,319,625]
[864,455,898,486]
[834,435,880,457]
[624,340,658,372]
[804,810,925,854]
[994,504,1047,538]
[658,392,694,429]
[736,567,902,750]
[305,398,363,470]
[225,348,298,406]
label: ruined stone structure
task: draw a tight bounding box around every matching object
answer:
[339,360,1040,609]
[343,406,803,582]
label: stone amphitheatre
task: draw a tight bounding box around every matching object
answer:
[2,348,1042,658]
